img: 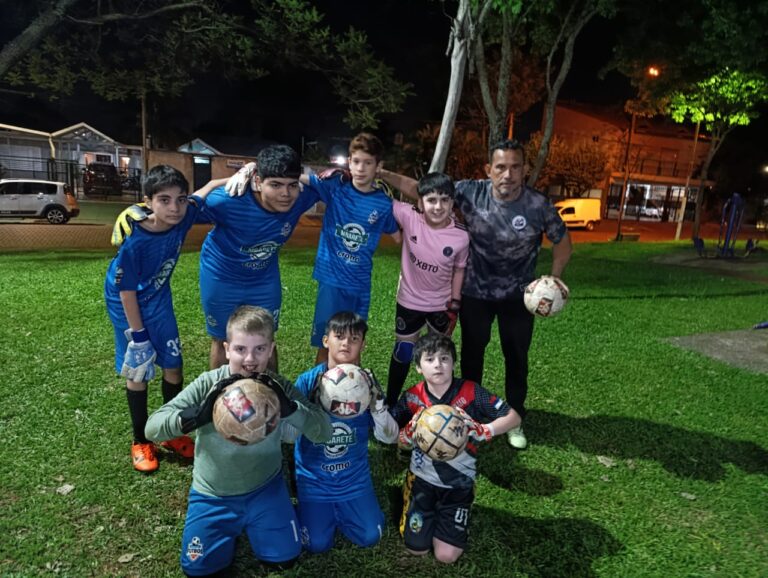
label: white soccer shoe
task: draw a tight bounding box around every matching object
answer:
[507,426,528,449]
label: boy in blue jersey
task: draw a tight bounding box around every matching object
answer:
[288,311,399,553]
[113,145,321,372]
[391,333,521,564]
[105,165,215,472]
[145,306,332,575]
[197,145,321,370]
[302,133,399,364]
[222,133,399,365]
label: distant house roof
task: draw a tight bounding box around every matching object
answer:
[177,136,276,157]
[51,122,117,143]
[556,101,702,141]
[177,138,222,156]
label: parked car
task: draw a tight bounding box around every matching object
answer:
[555,198,602,231]
[0,179,80,224]
[83,162,122,196]
[641,202,662,219]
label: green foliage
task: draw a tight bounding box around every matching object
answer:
[668,68,768,132]
[330,28,412,131]
[3,0,410,129]
[0,243,766,576]
[526,131,609,195]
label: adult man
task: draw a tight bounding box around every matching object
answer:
[381,139,571,449]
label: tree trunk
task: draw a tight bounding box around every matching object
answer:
[430,1,472,173]
[527,7,596,187]
[0,0,80,79]
[691,131,722,238]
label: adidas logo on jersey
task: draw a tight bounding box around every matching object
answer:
[410,235,418,244]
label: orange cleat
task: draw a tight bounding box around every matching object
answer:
[131,442,159,472]
[160,435,195,459]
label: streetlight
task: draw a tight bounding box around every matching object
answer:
[615,66,660,241]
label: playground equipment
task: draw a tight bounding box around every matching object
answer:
[693,192,758,258]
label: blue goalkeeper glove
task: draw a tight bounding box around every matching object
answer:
[120,328,157,382]
[112,204,151,247]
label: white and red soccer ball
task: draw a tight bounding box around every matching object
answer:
[523,275,570,318]
[213,378,281,445]
[319,363,371,419]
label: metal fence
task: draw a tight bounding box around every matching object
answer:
[0,154,142,198]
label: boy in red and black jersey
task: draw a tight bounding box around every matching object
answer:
[389,333,521,564]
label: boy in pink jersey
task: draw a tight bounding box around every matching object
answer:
[385,172,470,407]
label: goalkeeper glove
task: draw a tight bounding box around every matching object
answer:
[373,178,395,198]
[254,372,297,418]
[398,408,423,447]
[317,167,351,182]
[445,298,461,336]
[120,328,156,382]
[362,368,385,409]
[111,204,151,247]
[178,373,243,434]
[455,407,494,442]
[225,162,258,197]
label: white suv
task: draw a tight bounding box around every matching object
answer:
[0,179,80,224]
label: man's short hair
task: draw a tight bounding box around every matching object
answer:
[417,172,455,199]
[348,132,384,163]
[256,145,302,179]
[226,305,275,342]
[142,165,189,198]
[325,311,368,339]
[489,139,525,164]
[413,333,456,366]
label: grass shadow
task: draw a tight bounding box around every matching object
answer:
[527,409,768,481]
[469,505,623,578]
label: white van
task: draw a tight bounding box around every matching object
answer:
[555,198,601,231]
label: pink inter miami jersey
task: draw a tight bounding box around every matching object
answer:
[393,200,469,312]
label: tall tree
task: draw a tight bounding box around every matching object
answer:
[2,0,410,135]
[667,69,768,237]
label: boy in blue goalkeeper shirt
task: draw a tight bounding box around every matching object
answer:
[304,133,399,364]
[224,133,399,365]
[105,165,216,472]
[288,311,398,553]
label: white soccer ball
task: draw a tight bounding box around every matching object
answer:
[413,404,469,462]
[319,363,371,419]
[523,275,570,317]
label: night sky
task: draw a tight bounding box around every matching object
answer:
[0,1,765,191]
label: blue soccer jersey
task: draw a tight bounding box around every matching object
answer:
[104,197,201,323]
[198,185,319,282]
[307,174,398,292]
[293,363,376,501]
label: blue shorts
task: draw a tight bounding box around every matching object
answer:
[297,491,384,553]
[200,276,281,340]
[180,473,301,576]
[311,283,371,347]
[109,308,182,373]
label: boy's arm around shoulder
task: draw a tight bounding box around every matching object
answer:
[145,372,213,442]
[379,169,418,201]
[272,372,332,443]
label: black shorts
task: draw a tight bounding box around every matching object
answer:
[395,303,452,337]
[400,471,474,551]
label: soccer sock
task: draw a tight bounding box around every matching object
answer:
[126,388,149,444]
[386,355,411,407]
[161,378,182,403]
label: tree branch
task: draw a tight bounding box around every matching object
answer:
[65,2,208,25]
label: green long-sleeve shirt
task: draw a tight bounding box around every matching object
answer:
[145,365,332,497]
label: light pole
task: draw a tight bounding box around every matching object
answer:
[614,111,637,241]
[615,66,659,241]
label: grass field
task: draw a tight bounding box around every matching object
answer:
[0,243,766,577]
